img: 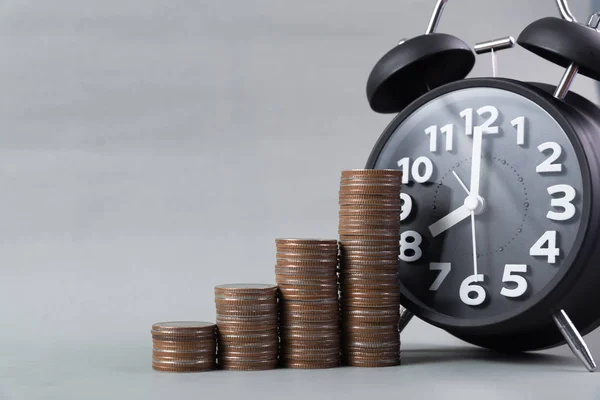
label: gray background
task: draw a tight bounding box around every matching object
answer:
[2,0,600,399]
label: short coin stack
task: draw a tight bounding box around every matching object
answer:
[338,169,403,367]
[215,283,279,371]
[275,238,340,369]
[151,321,216,372]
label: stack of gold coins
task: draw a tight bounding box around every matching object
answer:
[151,321,217,372]
[214,283,279,371]
[275,238,340,369]
[338,169,403,367]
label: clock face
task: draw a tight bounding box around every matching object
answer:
[369,85,588,326]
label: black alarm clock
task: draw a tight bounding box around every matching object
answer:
[365,0,600,371]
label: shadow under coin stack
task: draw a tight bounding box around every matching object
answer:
[151,321,217,372]
[275,238,341,369]
[338,169,403,367]
[214,284,279,371]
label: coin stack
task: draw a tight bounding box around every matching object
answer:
[275,238,340,369]
[338,169,403,367]
[151,321,217,372]
[214,283,279,371]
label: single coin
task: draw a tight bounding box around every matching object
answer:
[339,239,400,245]
[339,181,402,187]
[341,309,400,317]
[276,259,338,266]
[339,271,399,279]
[217,350,279,359]
[344,360,400,368]
[214,298,279,307]
[342,334,400,343]
[276,244,338,249]
[338,224,400,232]
[275,269,337,278]
[280,333,340,341]
[280,356,341,364]
[214,295,277,303]
[338,228,400,235]
[280,310,340,318]
[282,360,340,369]
[150,334,215,342]
[339,201,400,206]
[276,238,338,245]
[275,260,338,268]
[339,209,401,215]
[341,169,402,177]
[152,357,216,366]
[276,252,338,260]
[152,347,215,355]
[338,190,401,197]
[151,321,216,336]
[276,278,337,287]
[152,363,215,372]
[339,234,400,240]
[218,340,279,349]
[339,216,400,223]
[343,350,400,359]
[214,283,278,295]
[338,263,399,269]
[152,355,216,364]
[153,339,215,349]
[343,340,400,349]
[339,181,401,188]
[339,209,401,216]
[281,338,340,347]
[340,299,400,307]
[340,255,400,263]
[339,255,400,262]
[279,302,340,312]
[215,303,278,312]
[215,322,279,331]
[218,362,278,371]
[339,266,400,274]
[217,335,278,344]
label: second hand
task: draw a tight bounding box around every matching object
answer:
[453,170,479,281]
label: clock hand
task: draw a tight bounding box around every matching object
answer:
[452,170,470,195]
[428,204,471,237]
[469,126,484,196]
[470,211,479,280]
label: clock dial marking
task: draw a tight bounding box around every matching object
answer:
[511,116,526,146]
[400,193,413,221]
[429,262,451,291]
[459,274,487,306]
[547,184,576,221]
[537,142,563,173]
[397,156,434,184]
[530,230,560,264]
[500,264,528,298]
[400,230,423,262]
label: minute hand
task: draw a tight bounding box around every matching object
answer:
[469,126,484,196]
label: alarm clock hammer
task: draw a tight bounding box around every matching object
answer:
[365,0,600,372]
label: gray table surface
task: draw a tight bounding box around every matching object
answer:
[4,318,600,400]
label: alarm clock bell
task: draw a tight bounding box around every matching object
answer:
[365,0,600,372]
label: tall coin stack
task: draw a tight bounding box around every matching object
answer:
[275,238,341,369]
[151,321,217,372]
[214,283,279,371]
[338,169,403,367]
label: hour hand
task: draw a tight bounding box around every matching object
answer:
[428,205,471,237]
